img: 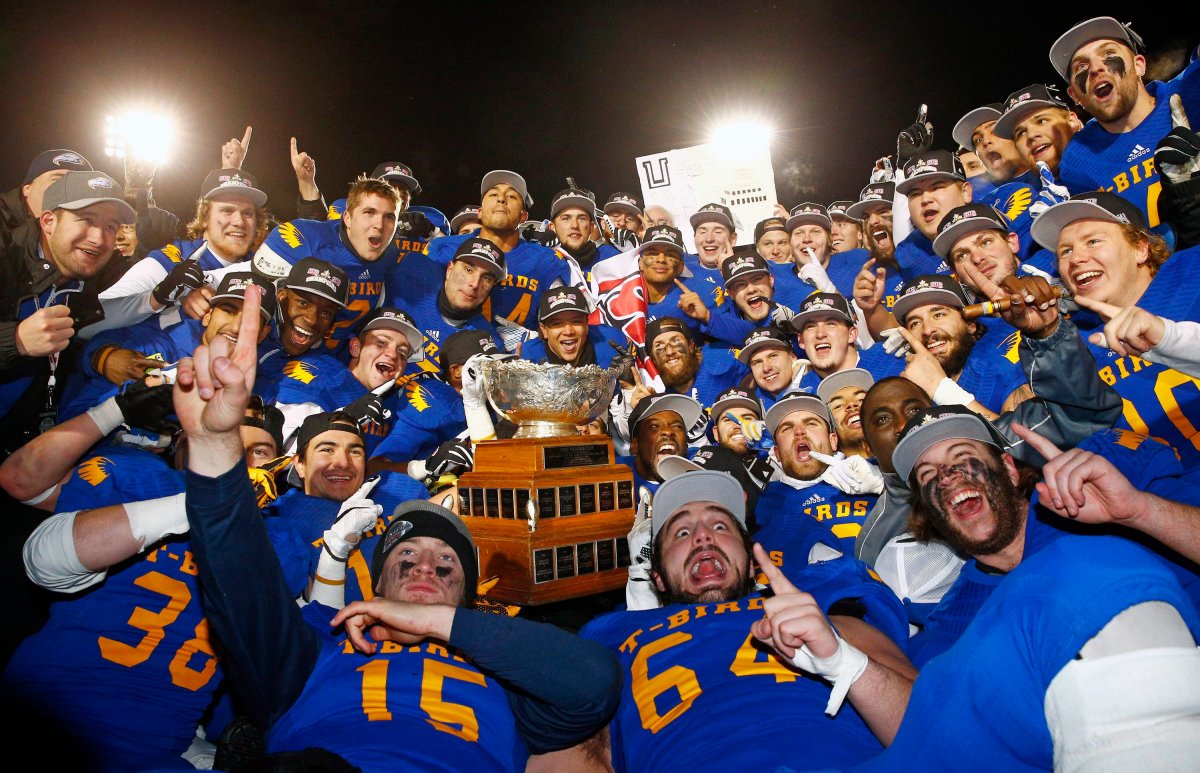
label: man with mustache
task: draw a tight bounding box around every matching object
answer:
[890,274,1031,418]
[1051,16,1200,244]
[530,470,913,772]
[858,405,1200,770]
[934,203,1059,295]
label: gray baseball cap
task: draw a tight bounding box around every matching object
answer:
[41,171,135,224]
[891,405,1009,482]
[651,470,747,541]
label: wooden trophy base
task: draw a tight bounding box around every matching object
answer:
[453,434,636,605]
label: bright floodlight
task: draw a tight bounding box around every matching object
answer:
[104,111,175,164]
[710,119,773,161]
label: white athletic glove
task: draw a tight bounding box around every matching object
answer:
[789,627,870,716]
[494,316,534,352]
[1029,161,1071,219]
[932,377,977,407]
[321,477,383,561]
[811,451,885,495]
[626,487,659,611]
[797,249,837,293]
[788,358,812,391]
[879,328,912,358]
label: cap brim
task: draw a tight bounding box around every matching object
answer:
[891,289,965,324]
[952,107,1003,151]
[785,214,831,232]
[382,173,419,192]
[736,338,791,365]
[59,196,137,225]
[362,319,427,362]
[205,186,268,208]
[457,255,507,282]
[815,368,875,405]
[689,213,735,231]
[892,414,1003,481]
[1030,200,1121,251]
[604,202,641,217]
[790,307,854,332]
[481,170,531,207]
[285,283,348,309]
[845,198,889,221]
[932,215,1006,258]
[651,470,746,540]
[1049,17,1132,80]
[710,395,761,421]
[551,195,596,218]
[764,394,831,437]
[897,172,963,196]
[635,394,704,435]
[209,291,276,320]
[657,454,703,479]
[992,101,1062,141]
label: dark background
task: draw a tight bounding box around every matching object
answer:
[1,3,1192,222]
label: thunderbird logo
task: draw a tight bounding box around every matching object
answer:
[53,152,84,166]
[87,176,113,189]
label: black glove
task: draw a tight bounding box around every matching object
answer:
[1155,95,1200,185]
[152,261,205,306]
[897,105,933,161]
[114,380,176,433]
[342,392,392,427]
[396,210,435,240]
[609,226,641,252]
[425,438,475,477]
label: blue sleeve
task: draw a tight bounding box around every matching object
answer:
[448,608,621,754]
[185,461,321,730]
[701,303,756,346]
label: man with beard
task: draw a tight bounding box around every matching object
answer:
[529,469,914,772]
[894,150,972,280]
[642,317,744,408]
[1052,16,1200,242]
[890,274,1030,418]
[93,168,270,334]
[384,236,505,376]
[519,286,621,368]
[849,182,907,338]
[425,171,571,329]
[275,307,462,462]
[788,292,904,393]
[704,386,775,496]
[753,216,791,264]
[829,201,866,254]
[754,392,884,557]
[774,202,867,309]
[853,405,1200,771]
[616,393,704,494]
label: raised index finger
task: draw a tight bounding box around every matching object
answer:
[1010,422,1063,461]
[290,136,299,159]
[1170,94,1191,131]
[232,285,262,379]
[956,258,1004,302]
[674,278,690,292]
[1072,293,1123,322]
[241,126,253,147]
[753,543,798,594]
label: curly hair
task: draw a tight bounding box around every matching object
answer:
[1118,222,1171,276]
[185,199,272,253]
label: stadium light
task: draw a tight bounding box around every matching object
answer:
[104,110,175,165]
[709,118,773,162]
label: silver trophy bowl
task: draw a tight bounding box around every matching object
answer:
[480,359,617,438]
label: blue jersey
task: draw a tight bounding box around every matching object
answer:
[756,480,878,555]
[860,534,1200,773]
[425,234,571,329]
[1072,249,1200,468]
[518,326,624,369]
[373,375,466,463]
[985,181,1038,260]
[148,236,246,274]
[771,250,866,312]
[580,559,907,771]
[266,472,429,605]
[954,330,1027,415]
[894,231,951,281]
[3,449,308,772]
[255,219,396,353]
[382,251,503,377]
[1059,59,1200,247]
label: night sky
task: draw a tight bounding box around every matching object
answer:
[1,4,1191,223]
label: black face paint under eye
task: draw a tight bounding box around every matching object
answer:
[1103,55,1126,78]
[1074,68,1089,96]
[921,457,993,513]
[398,560,416,575]
[435,566,452,578]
